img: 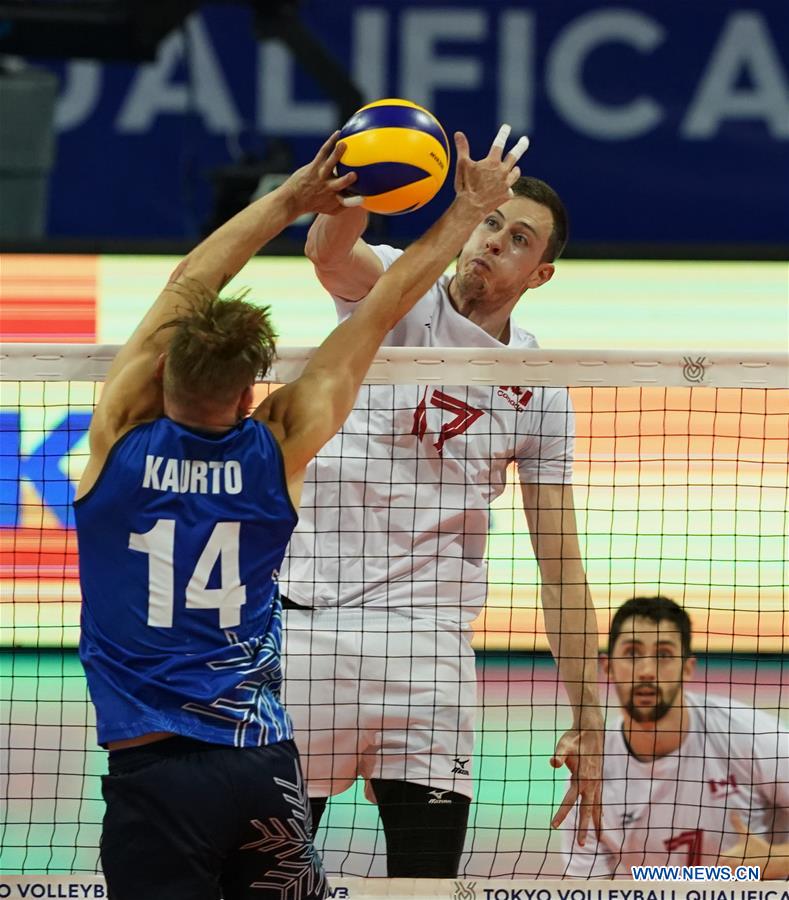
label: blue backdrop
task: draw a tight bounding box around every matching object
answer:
[30,0,789,243]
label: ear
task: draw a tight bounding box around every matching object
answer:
[525,262,555,291]
[238,384,254,418]
[683,655,696,681]
[155,353,166,382]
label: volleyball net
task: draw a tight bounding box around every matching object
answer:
[1,345,787,879]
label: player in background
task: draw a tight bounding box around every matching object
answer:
[74,131,522,900]
[280,125,604,877]
[562,596,789,879]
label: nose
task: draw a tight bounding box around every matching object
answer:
[634,656,657,681]
[485,230,503,254]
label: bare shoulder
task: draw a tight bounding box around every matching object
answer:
[76,414,153,500]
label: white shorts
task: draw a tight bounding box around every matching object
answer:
[281,608,477,801]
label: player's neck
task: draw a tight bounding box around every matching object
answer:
[622,699,690,761]
[447,276,514,344]
[164,397,244,433]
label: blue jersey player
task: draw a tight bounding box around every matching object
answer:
[74,129,525,900]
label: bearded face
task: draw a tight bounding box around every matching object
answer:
[607,617,693,724]
[619,677,683,723]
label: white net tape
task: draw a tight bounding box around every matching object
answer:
[2,345,787,388]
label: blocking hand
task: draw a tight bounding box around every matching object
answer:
[550,720,604,848]
[452,124,530,216]
[285,132,363,216]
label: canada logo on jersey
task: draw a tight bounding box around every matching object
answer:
[708,773,739,796]
[497,386,533,412]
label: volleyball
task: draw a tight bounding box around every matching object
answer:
[336,98,450,215]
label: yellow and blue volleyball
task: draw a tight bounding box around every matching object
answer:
[337,98,450,215]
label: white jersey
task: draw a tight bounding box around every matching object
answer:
[562,693,789,877]
[280,245,575,626]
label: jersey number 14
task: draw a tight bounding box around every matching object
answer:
[129,519,246,629]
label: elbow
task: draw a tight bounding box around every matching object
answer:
[305,216,341,271]
[304,220,323,266]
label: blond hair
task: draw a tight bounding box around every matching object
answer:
[158,278,276,407]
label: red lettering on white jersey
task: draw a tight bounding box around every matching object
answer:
[411,389,485,456]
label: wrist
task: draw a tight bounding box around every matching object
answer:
[274,177,307,219]
[449,194,487,225]
[573,704,604,730]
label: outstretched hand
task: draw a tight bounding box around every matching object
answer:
[550,721,604,847]
[453,124,530,216]
[285,131,363,216]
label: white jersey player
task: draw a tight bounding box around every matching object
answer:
[562,596,789,879]
[283,244,574,625]
[281,134,604,878]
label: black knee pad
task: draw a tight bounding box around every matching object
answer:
[370,778,471,877]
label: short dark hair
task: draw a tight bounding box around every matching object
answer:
[608,596,693,659]
[159,278,277,406]
[511,176,569,262]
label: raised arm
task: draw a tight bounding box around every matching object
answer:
[258,128,527,495]
[304,206,385,302]
[521,481,604,847]
[79,135,357,494]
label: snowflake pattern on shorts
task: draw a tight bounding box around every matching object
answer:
[241,761,326,898]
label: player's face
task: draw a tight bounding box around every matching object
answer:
[454,197,555,304]
[605,617,694,723]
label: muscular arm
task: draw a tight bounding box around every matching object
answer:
[521,481,604,844]
[304,206,384,302]
[521,482,601,721]
[79,136,356,496]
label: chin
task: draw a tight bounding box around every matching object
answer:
[626,700,673,723]
[458,271,486,295]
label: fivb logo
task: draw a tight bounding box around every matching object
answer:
[453,881,477,900]
[682,356,706,383]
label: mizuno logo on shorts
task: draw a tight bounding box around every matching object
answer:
[428,790,452,804]
[452,757,470,775]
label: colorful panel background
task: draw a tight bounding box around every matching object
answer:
[1,255,787,653]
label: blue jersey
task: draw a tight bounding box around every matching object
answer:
[75,416,298,748]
